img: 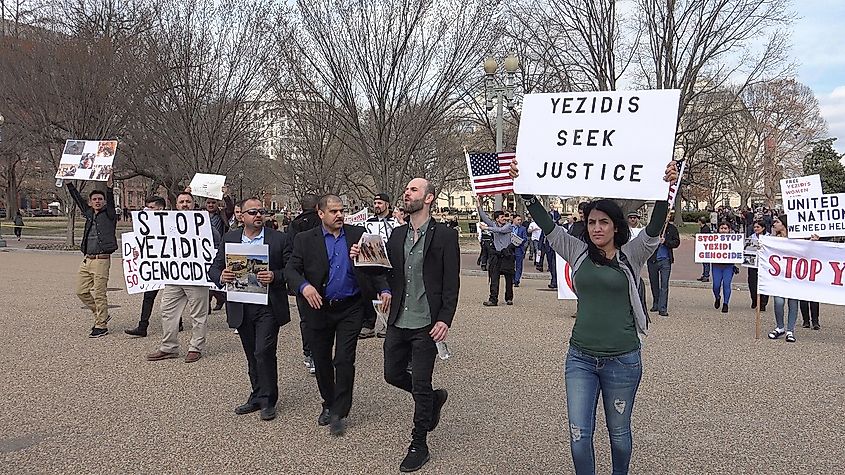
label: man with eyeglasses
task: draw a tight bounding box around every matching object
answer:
[209,198,293,422]
[285,194,390,436]
[145,192,211,364]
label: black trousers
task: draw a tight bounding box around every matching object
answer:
[747,268,769,309]
[309,300,363,418]
[295,299,311,356]
[800,300,820,326]
[137,289,160,330]
[238,304,280,409]
[488,253,514,303]
[360,280,378,330]
[384,324,438,440]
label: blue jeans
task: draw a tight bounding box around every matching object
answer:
[773,297,799,332]
[514,250,525,284]
[647,259,671,313]
[565,346,643,475]
[546,245,557,287]
[712,265,734,304]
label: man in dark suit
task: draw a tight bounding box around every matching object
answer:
[208,197,292,422]
[354,178,459,472]
[286,193,322,375]
[285,194,390,437]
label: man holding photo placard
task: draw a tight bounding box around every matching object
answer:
[66,175,118,338]
[209,197,292,421]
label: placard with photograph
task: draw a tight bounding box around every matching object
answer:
[55,139,117,181]
[354,233,392,268]
[225,243,270,305]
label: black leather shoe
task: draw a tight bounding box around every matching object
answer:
[505,300,513,305]
[329,415,346,436]
[430,389,448,431]
[260,406,276,421]
[482,301,497,307]
[318,408,331,426]
[649,307,658,312]
[234,403,261,415]
[399,445,431,472]
[124,326,147,337]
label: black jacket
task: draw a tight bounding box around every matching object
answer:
[208,227,292,328]
[287,209,321,238]
[385,220,460,327]
[67,182,118,254]
[648,222,681,264]
[284,224,389,330]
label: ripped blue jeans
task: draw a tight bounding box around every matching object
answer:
[565,346,643,475]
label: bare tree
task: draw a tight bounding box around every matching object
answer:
[291,0,500,202]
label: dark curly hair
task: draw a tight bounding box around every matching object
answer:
[580,199,630,265]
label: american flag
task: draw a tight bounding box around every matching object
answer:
[466,151,515,195]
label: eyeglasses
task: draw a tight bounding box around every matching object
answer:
[244,208,267,216]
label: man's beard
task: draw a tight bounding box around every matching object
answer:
[404,197,424,214]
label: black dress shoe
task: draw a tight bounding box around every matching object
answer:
[649,307,658,312]
[482,300,497,307]
[430,389,448,431]
[124,326,147,337]
[802,322,811,328]
[329,415,346,436]
[318,408,331,426]
[212,302,225,311]
[399,445,431,472]
[260,406,276,421]
[234,403,261,415]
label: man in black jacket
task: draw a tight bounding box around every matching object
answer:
[286,193,322,374]
[359,177,459,472]
[66,177,118,338]
[208,197,292,422]
[647,211,681,317]
[285,194,391,436]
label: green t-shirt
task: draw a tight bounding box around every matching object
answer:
[570,257,640,357]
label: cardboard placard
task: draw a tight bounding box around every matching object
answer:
[694,233,744,264]
[55,139,117,181]
[514,89,681,200]
[131,210,216,286]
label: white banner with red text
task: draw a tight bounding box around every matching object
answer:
[757,235,845,306]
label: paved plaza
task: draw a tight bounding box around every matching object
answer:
[0,248,843,474]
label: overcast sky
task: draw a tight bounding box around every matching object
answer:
[793,1,845,155]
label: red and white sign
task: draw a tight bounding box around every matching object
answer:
[121,232,163,294]
[758,235,845,306]
[694,233,744,264]
[556,254,577,300]
[344,208,369,226]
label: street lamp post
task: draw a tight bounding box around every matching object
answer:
[483,54,519,210]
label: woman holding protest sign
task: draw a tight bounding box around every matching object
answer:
[510,158,678,475]
[746,220,769,311]
[768,214,800,343]
[711,221,738,314]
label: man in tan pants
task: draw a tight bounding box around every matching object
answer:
[66,176,118,338]
[146,191,210,363]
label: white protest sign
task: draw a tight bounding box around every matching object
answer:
[131,210,216,286]
[694,233,744,264]
[556,254,578,300]
[120,232,164,294]
[189,173,226,200]
[784,193,845,239]
[779,174,822,200]
[514,89,681,200]
[758,235,845,307]
[364,218,398,241]
[55,139,117,181]
[344,208,369,226]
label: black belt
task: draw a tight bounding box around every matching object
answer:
[324,294,361,310]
